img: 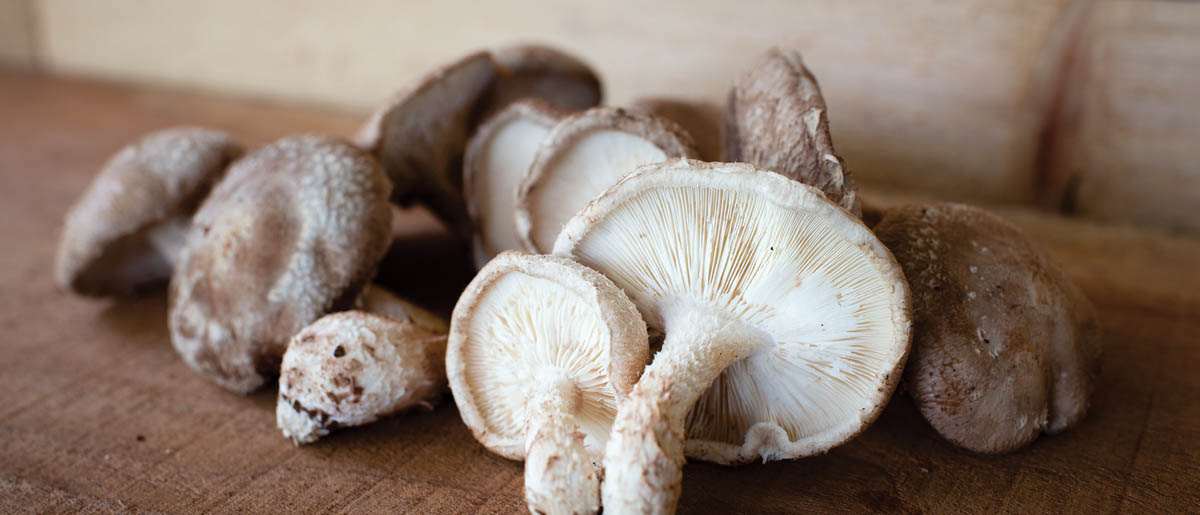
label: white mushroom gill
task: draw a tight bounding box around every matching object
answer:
[522,130,667,252]
[461,272,617,455]
[572,184,900,453]
[555,161,910,514]
[470,117,553,265]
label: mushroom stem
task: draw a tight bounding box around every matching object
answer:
[524,368,600,515]
[145,216,191,266]
[602,302,771,514]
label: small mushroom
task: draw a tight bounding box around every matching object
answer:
[630,97,724,162]
[462,99,568,268]
[355,51,499,237]
[276,310,447,445]
[515,107,698,253]
[55,127,242,296]
[873,203,1101,453]
[724,47,860,216]
[447,251,649,515]
[553,160,911,514]
[169,135,393,393]
[482,43,603,116]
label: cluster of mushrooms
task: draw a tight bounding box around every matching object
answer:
[55,44,1101,514]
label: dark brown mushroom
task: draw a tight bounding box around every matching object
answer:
[168,135,393,394]
[874,202,1101,453]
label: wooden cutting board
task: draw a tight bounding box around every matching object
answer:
[1,70,1197,514]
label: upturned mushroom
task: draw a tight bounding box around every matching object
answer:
[724,47,860,216]
[355,51,498,237]
[515,107,697,253]
[463,99,568,268]
[55,127,242,296]
[277,309,447,445]
[447,251,648,515]
[482,43,603,116]
[169,135,393,393]
[553,160,911,514]
[873,203,1101,453]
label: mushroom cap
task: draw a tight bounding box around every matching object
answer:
[484,43,603,115]
[355,284,449,334]
[354,51,498,235]
[277,311,447,445]
[724,47,860,216]
[630,97,724,162]
[462,100,567,268]
[168,135,393,394]
[554,159,911,463]
[447,251,649,460]
[55,127,242,296]
[873,203,1101,454]
[515,107,698,253]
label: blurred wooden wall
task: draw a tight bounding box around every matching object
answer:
[2,0,1198,232]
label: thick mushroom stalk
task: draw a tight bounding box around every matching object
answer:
[603,304,770,514]
[523,368,599,515]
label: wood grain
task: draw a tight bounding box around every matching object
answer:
[2,70,1199,514]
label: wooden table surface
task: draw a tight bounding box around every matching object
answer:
[2,69,1198,514]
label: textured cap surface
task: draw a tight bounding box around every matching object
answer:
[355,51,498,237]
[277,311,447,445]
[55,127,242,296]
[725,48,860,216]
[168,135,393,394]
[874,203,1101,453]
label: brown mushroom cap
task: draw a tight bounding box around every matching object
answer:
[630,97,724,162]
[55,127,242,296]
[874,203,1101,454]
[168,135,393,394]
[276,310,447,445]
[515,107,698,253]
[354,51,499,237]
[724,47,860,216]
[483,44,603,116]
[462,99,568,268]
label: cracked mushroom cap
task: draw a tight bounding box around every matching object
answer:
[555,160,910,513]
[355,51,498,237]
[725,47,860,216]
[55,127,242,296]
[447,251,649,461]
[515,107,698,253]
[276,310,447,445]
[482,43,603,115]
[873,203,1101,454]
[463,100,568,268]
[168,135,393,394]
